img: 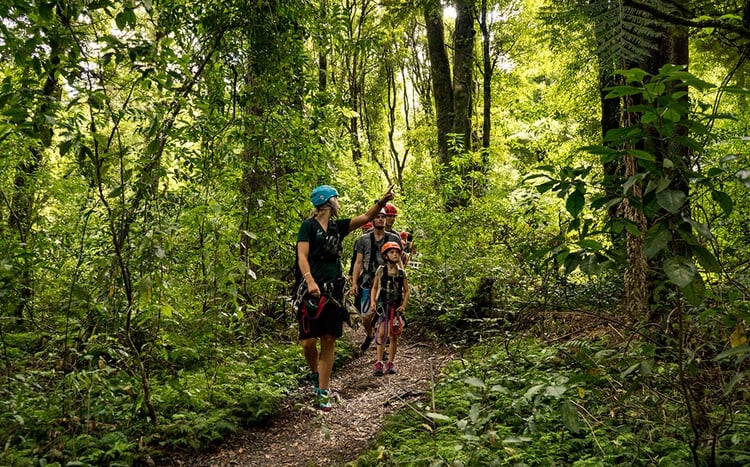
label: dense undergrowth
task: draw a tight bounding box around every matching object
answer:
[0,325,358,466]
[354,323,750,466]
[3,276,750,466]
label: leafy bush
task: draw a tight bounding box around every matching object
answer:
[356,336,750,466]
[0,334,309,464]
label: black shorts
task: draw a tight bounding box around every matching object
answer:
[297,299,345,340]
[296,277,346,339]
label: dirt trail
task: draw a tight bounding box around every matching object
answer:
[163,327,454,466]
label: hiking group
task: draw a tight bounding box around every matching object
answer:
[294,184,413,412]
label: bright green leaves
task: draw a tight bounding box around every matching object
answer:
[115,2,140,30]
[527,64,739,309]
[526,164,590,219]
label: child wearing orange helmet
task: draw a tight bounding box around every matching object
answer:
[369,241,409,375]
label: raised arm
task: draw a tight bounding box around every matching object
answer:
[349,187,395,231]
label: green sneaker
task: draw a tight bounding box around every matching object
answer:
[318,389,332,412]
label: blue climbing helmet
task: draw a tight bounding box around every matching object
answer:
[311,185,339,207]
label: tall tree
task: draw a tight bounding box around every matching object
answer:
[2,2,73,322]
[424,0,456,168]
[562,0,721,317]
[424,0,479,207]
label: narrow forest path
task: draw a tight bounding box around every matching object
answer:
[163,327,455,466]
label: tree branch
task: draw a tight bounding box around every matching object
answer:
[628,0,750,39]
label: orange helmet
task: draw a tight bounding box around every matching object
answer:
[381,241,402,257]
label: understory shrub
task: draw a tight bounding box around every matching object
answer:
[354,335,750,466]
[0,335,309,466]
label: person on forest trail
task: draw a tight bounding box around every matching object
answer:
[296,184,394,411]
[370,241,409,376]
[348,221,373,315]
[384,202,412,265]
[351,209,401,352]
[384,202,400,237]
[399,230,412,265]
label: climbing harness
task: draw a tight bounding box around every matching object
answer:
[300,294,327,334]
[296,279,349,334]
[374,302,404,345]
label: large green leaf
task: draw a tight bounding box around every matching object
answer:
[463,377,486,390]
[644,226,671,258]
[681,274,705,306]
[663,256,696,288]
[711,190,733,216]
[627,149,655,162]
[623,173,645,195]
[687,218,713,241]
[692,245,720,272]
[656,190,686,214]
[566,190,585,218]
[577,239,604,250]
[604,85,645,98]
[564,251,582,275]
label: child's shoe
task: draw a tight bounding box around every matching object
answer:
[373,361,384,376]
[385,361,396,374]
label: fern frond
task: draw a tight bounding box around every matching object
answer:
[541,0,681,70]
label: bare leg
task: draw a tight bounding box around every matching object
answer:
[361,292,374,345]
[375,322,387,362]
[363,312,374,339]
[388,334,398,362]
[317,334,337,390]
[301,337,318,373]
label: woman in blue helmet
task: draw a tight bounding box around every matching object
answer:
[297,184,394,411]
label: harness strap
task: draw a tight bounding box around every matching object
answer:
[374,313,389,346]
[301,295,327,334]
[374,303,404,343]
[390,305,404,336]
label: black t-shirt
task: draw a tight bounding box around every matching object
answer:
[297,217,352,285]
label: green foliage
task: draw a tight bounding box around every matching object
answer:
[526,66,742,307]
[0,333,307,464]
[356,336,750,465]
[1,0,750,464]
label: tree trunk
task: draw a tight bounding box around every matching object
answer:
[451,0,474,155]
[319,0,328,91]
[646,26,691,322]
[423,0,453,166]
[424,0,477,208]
[9,13,65,322]
[480,0,492,150]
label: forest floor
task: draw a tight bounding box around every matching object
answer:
[161,326,455,467]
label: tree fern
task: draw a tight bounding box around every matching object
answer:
[589,0,665,69]
[541,0,676,70]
